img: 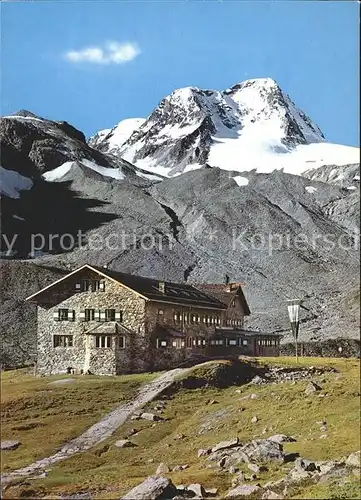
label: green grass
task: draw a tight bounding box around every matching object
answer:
[1,358,360,499]
[1,368,156,472]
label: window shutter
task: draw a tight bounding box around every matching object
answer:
[53,311,60,321]
[79,311,86,321]
[115,311,122,322]
[99,281,105,292]
[94,310,100,321]
[69,310,75,321]
[75,283,81,292]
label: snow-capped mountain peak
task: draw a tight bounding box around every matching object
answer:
[89,77,359,178]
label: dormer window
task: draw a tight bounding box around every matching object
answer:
[75,280,105,292]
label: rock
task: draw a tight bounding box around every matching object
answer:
[48,378,76,385]
[289,469,311,481]
[316,420,327,425]
[125,428,138,437]
[120,475,177,500]
[248,463,267,473]
[305,382,322,395]
[251,416,258,423]
[174,434,185,440]
[0,440,20,450]
[231,472,245,487]
[241,440,284,463]
[250,393,258,400]
[172,465,187,472]
[262,491,284,499]
[197,448,211,458]
[187,483,206,498]
[251,376,265,385]
[346,451,360,468]
[156,463,170,474]
[205,488,218,496]
[319,434,328,439]
[245,474,258,481]
[148,459,154,463]
[207,399,218,405]
[319,425,327,432]
[217,457,227,468]
[268,435,296,444]
[229,466,239,474]
[141,412,163,421]
[131,415,140,421]
[294,458,317,472]
[226,484,264,498]
[114,439,135,448]
[211,437,239,453]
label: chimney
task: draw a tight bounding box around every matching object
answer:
[158,281,166,293]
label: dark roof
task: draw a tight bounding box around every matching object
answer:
[90,266,226,309]
[26,264,227,310]
[196,284,251,315]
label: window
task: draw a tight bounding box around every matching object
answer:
[53,309,75,321]
[242,339,248,346]
[53,335,73,347]
[211,339,224,346]
[229,339,238,346]
[257,339,262,345]
[184,313,189,324]
[186,337,193,348]
[118,336,125,349]
[158,309,164,316]
[84,309,95,321]
[231,300,236,308]
[95,336,112,348]
[159,340,168,347]
[216,316,220,325]
[105,309,116,321]
[191,314,196,324]
[174,312,181,323]
[76,280,105,292]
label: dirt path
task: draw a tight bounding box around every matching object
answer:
[1,368,187,484]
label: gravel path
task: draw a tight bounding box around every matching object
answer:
[1,368,187,484]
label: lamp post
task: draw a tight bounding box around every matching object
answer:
[287,299,302,363]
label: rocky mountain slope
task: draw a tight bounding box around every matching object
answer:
[0,80,360,368]
[89,78,359,177]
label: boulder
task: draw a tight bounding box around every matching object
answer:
[262,490,284,499]
[141,412,163,421]
[211,437,239,453]
[267,435,296,444]
[251,416,259,423]
[305,382,322,395]
[231,472,245,487]
[226,484,264,498]
[293,458,317,472]
[346,451,360,468]
[187,483,206,497]
[251,376,265,385]
[248,463,267,473]
[114,439,135,448]
[0,440,20,450]
[197,448,211,458]
[156,463,170,474]
[241,440,284,462]
[120,475,177,500]
[205,488,218,496]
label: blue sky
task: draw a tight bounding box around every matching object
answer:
[1,1,359,145]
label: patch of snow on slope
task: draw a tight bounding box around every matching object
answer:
[43,161,74,181]
[354,175,360,181]
[0,166,33,198]
[80,159,125,180]
[43,160,125,182]
[346,186,357,191]
[305,186,317,194]
[233,176,249,187]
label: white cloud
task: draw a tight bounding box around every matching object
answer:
[65,41,141,65]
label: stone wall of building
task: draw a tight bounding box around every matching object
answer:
[36,268,147,375]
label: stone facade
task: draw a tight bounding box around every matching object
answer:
[31,266,280,376]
